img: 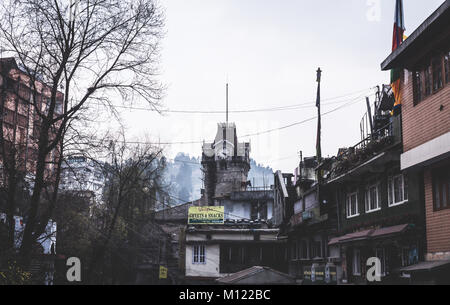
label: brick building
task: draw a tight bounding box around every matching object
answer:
[381,1,450,283]
[0,57,63,181]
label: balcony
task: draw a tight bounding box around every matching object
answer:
[325,115,401,182]
[289,207,328,228]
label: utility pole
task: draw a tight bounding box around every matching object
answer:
[298,150,303,178]
[366,97,374,138]
[316,68,322,163]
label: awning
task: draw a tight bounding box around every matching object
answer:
[328,224,410,245]
[398,260,450,273]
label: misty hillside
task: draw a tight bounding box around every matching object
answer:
[164,153,274,205]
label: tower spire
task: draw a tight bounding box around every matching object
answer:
[226,83,229,124]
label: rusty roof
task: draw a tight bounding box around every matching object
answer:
[328,223,410,245]
[216,266,294,284]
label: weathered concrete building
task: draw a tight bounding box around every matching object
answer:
[201,122,251,205]
[184,122,286,283]
[277,156,340,284]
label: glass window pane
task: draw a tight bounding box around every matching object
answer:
[403,175,408,200]
[432,55,443,91]
[388,178,393,205]
[394,177,399,202]
[370,186,377,210]
[445,52,449,83]
[443,182,447,208]
[413,71,422,103]
[424,66,432,96]
[434,179,441,209]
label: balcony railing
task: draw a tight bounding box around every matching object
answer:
[325,116,401,181]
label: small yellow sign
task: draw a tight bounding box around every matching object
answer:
[159,266,167,279]
[188,206,224,225]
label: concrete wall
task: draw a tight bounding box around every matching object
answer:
[215,163,249,198]
[222,198,273,221]
[225,201,251,220]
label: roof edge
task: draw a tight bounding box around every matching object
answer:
[380,1,450,71]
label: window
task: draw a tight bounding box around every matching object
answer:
[311,240,322,258]
[346,192,359,218]
[401,245,419,267]
[365,183,380,212]
[55,100,63,115]
[291,240,299,260]
[375,248,386,275]
[424,65,432,96]
[412,70,422,104]
[445,52,450,84]
[353,249,361,275]
[388,174,408,207]
[193,244,206,264]
[432,55,443,92]
[433,167,450,211]
[300,240,308,259]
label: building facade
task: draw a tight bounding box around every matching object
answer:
[184,122,286,283]
[278,156,340,284]
[0,57,63,185]
[380,1,450,283]
[321,84,429,284]
[59,155,106,206]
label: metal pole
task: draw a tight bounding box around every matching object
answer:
[226,83,229,124]
[366,97,374,137]
[316,68,322,163]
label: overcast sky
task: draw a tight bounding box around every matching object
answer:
[115,0,445,173]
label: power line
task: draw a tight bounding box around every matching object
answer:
[77,92,374,147]
[238,92,373,138]
[89,87,376,114]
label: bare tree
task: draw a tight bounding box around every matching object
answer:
[0,0,164,265]
[76,131,167,283]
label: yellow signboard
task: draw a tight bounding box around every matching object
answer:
[159,266,168,279]
[188,206,224,225]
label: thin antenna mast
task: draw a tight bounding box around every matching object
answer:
[226,83,229,124]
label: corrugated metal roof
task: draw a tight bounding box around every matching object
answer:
[399,260,450,272]
[328,224,410,245]
[216,266,294,284]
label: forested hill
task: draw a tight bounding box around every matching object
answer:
[164,153,275,204]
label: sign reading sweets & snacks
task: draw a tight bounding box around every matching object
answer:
[188,206,224,225]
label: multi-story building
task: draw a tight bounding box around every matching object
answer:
[380,1,450,283]
[59,155,106,205]
[320,89,426,284]
[0,57,64,284]
[184,122,286,283]
[273,171,296,228]
[201,122,251,205]
[276,156,340,284]
[0,57,63,185]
